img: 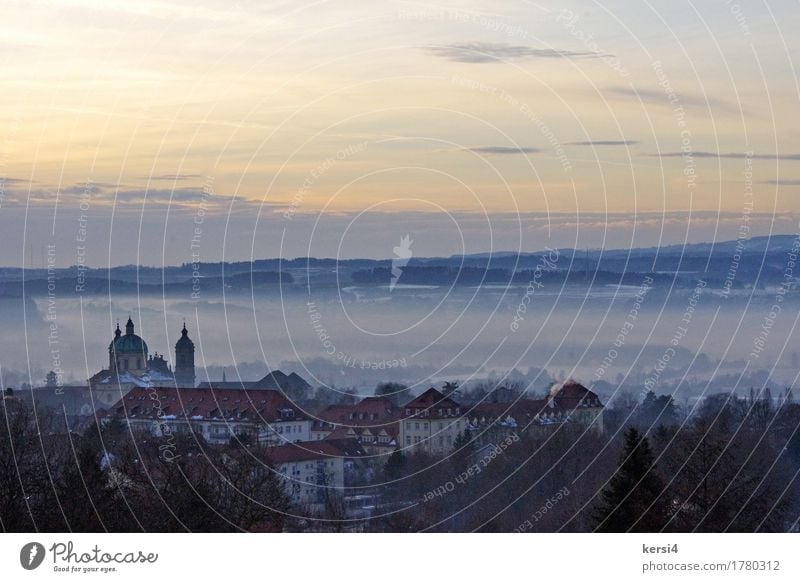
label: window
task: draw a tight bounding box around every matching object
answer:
[406,436,411,445]
[415,423,420,430]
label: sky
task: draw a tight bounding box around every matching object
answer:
[1,0,799,266]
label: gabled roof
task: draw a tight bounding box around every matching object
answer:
[197,370,312,393]
[549,380,603,408]
[252,371,312,392]
[402,388,461,416]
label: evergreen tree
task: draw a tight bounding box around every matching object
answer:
[374,382,407,405]
[593,427,667,532]
[441,381,460,398]
[639,390,677,428]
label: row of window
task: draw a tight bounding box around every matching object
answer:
[404,421,460,430]
[405,434,454,447]
[405,407,461,417]
[274,423,306,434]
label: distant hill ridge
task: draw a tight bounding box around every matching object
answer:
[1,234,797,295]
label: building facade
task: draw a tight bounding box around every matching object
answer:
[399,388,466,456]
[311,396,399,455]
[89,318,197,406]
[467,380,604,445]
[106,386,311,446]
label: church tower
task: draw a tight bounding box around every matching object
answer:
[174,323,196,388]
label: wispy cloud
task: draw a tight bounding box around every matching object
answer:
[606,86,746,115]
[59,183,108,195]
[144,173,203,181]
[648,151,800,161]
[115,188,207,203]
[762,179,800,185]
[0,177,33,186]
[427,42,609,63]
[464,146,541,155]
[566,140,639,147]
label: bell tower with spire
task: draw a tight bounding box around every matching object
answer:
[174,322,196,388]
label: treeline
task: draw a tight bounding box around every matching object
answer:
[351,266,684,288]
[368,391,799,532]
[2,389,797,532]
[0,270,291,297]
[594,391,799,532]
[0,400,289,532]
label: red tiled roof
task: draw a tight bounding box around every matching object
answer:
[316,404,355,424]
[108,386,305,423]
[266,439,365,464]
[549,380,603,408]
[402,388,461,417]
[353,396,398,415]
[470,381,603,425]
[314,396,399,429]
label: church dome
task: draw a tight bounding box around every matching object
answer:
[111,334,148,354]
[109,317,149,354]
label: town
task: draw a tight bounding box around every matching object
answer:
[2,316,797,533]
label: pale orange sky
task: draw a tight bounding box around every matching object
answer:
[1,0,799,265]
